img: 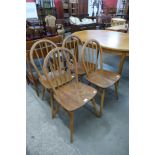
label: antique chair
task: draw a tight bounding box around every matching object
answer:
[27,35,63,96]
[30,39,58,99]
[43,47,99,143]
[82,39,121,116]
[111,17,126,26]
[62,35,85,80]
[45,15,65,36]
[26,27,45,41]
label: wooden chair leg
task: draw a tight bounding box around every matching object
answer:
[69,111,74,143]
[42,87,46,100]
[50,91,59,119]
[33,81,39,97]
[91,98,100,117]
[53,102,59,118]
[114,82,119,99]
[26,76,30,85]
[99,89,105,116]
[118,54,126,75]
[50,91,54,119]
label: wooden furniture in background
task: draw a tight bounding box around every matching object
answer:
[69,0,79,16]
[37,0,57,23]
[62,35,85,80]
[62,0,70,19]
[53,0,89,33]
[70,22,97,33]
[78,0,88,17]
[43,47,99,143]
[81,39,120,115]
[107,7,117,17]
[26,40,39,96]
[45,35,63,47]
[106,24,128,33]
[62,0,88,18]
[73,30,129,75]
[111,17,126,26]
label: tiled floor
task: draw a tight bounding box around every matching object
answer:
[26,53,129,155]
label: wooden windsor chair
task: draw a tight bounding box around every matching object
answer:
[62,35,85,81]
[43,47,99,143]
[27,36,64,97]
[81,39,121,116]
[30,39,58,99]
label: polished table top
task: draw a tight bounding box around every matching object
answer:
[73,30,129,52]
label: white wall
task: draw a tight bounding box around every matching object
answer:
[26,2,38,19]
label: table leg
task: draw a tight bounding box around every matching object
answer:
[118,53,126,75]
[117,53,127,87]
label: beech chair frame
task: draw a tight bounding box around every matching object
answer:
[27,36,64,97]
[43,47,99,143]
[82,39,121,116]
[62,34,85,80]
[30,39,58,99]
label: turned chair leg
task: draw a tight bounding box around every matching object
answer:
[26,76,30,85]
[99,89,105,116]
[34,82,39,97]
[50,91,59,119]
[42,87,46,100]
[53,102,59,118]
[114,82,119,99]
[50,91,54,118]
[91,98,100,117]
[69,111,74,143]
[35,88,39,97]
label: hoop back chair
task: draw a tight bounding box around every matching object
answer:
[62,35,85,80]
[30,39,58,98]
[82,39,121,116]
[27,35,63,96]
[43,47,99,143]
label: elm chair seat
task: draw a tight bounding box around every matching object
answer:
[39,70,75,89]
[43,47,100,143]
[81,39,121,116]
[54,80,97,111]
[87,70,120,88]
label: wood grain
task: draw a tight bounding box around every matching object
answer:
[73,30,129,52]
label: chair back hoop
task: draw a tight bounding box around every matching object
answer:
[81,39,102,76]
[26,40,36,75]
[30,39,58,78]
[62,34,83,62]
[43,47,78,94]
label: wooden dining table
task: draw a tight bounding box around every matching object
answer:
[73,30,129,75]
